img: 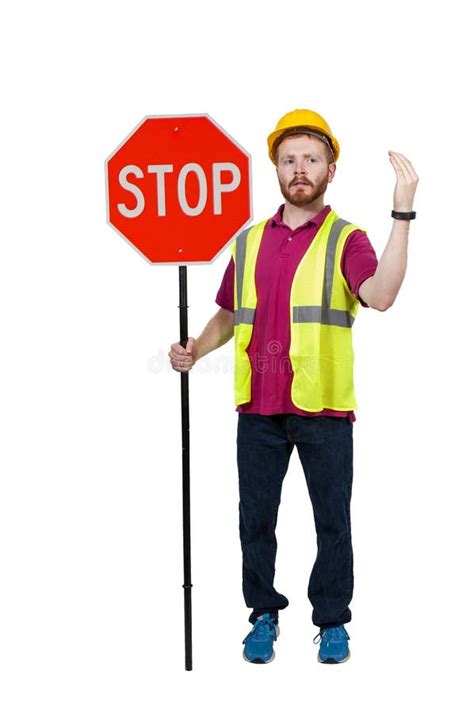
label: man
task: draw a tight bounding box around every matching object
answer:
[168,109,418,665]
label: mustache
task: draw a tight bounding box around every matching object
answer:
[290,178,313,186]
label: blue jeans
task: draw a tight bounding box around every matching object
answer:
[237,413,354,628]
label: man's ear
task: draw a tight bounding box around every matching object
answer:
[328,163,337,183]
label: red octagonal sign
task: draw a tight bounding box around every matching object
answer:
[106,114,252,264]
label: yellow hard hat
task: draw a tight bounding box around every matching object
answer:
[267,108,340,164]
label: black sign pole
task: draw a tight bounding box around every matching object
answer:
[179,265,193,671]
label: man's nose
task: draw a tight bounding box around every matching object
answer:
[293,160,307,173]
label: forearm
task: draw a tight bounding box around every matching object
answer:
[370,218,410,309]
[195,307,234,360]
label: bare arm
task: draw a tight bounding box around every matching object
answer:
[359,219,409,311]
[168,307,234,373]
[359,150,419,311]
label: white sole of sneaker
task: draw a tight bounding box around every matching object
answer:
[318,649,351,664]
[242,649,275,664]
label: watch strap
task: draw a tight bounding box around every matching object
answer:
[392,210,416,220]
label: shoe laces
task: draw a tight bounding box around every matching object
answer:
[242,615,277,644]
[313,624,350,646]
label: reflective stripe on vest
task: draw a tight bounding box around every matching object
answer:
[231,220,267,404]
[232,210,362,411]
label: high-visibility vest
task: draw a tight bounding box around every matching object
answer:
[231,209,364,412]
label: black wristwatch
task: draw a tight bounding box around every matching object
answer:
[392,210,416,220]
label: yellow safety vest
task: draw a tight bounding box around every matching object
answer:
[231,209,364,412]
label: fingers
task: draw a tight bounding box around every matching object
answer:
[388,151,419,182]
[388,150,415,166]
[170,342,189,356]
[168,340,195,372]
[171,361,193,373]
[388,151,409,180]
[169,353,194,372]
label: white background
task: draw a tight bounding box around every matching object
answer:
[1,0,473,710]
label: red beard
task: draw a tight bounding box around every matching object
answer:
[278,174,329,207]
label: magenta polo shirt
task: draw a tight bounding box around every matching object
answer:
[215,204,378,422]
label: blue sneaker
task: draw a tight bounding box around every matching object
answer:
[242,613,280,664]
[313,624,351,664]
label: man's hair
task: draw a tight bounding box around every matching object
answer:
[274,132,334,165]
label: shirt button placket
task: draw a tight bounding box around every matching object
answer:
[281,231,294,257]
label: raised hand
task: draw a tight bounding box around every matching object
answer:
[388,151,419,212]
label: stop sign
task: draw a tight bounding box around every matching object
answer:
[106,114,252,264]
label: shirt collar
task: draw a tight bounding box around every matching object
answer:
[270,203,332,229]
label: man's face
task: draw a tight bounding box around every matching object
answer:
[276,134,336,207]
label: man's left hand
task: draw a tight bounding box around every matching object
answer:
[388,150,419,212]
